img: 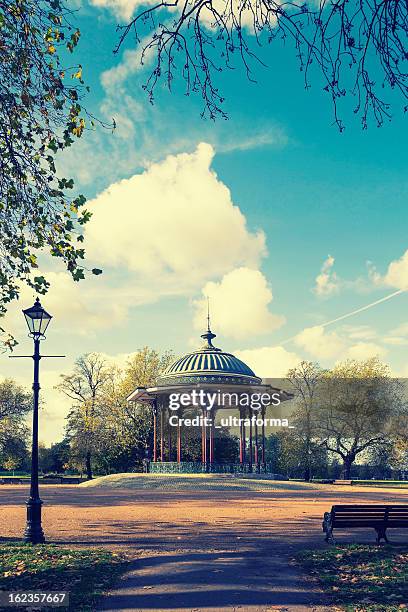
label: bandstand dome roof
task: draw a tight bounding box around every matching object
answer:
[156,327,262,387]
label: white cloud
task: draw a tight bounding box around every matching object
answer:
[390,322,408,336]
[313,255,340,297]
[383,336,408,346]
[342,325,377,341]
[345,342,388,360]
[235,346,301,378]
[2,271,131,339]
[90,0,154,20]
[216,128,288,153]
[294,323,389,363]
[100,46,154,92]
[366,250,408,292]
[9,144,268,341]
[84,143,266,294]
[192,267,285,340]
[383,249,408,290]
[383,322,408,346]
[294,325,345,360]
[90,0,275,29]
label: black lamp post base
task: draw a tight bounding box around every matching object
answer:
[24,499,45,544]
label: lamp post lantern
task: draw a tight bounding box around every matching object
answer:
[22,298,52,544]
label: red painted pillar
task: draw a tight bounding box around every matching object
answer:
[254,411,259,465]
[261,407,266,466]
[209,408,216,465]
[168,408,172,462]
[153,402,157,462]
[177,410,182,463]
[249,409,253,472]
[239,408,244,464]
[202,407,207,465]
[160,408,164,462]
[242,408,246,465]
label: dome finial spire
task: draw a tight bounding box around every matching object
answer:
[200,296,219,350]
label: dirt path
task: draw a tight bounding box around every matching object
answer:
[1,483,407,611]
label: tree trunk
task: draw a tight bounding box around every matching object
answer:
[85,451,93,480]
[343,456,354,479]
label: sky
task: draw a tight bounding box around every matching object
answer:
[1,0,407,444]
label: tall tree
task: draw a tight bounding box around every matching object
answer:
[121,347,175,395]
[57,353,114,479]
[270,430,329,479]
[315,357,404,479]
[116,0,408,129]
[0,378,31,464]
[287,360,324,481]
[0,0,106,349]
[57,348,176,475]
[96,348,176,471]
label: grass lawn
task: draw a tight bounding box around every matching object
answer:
[0,542,128,611]
[79,472,321,490]
[298,544,408,611]
[351,481,408,489]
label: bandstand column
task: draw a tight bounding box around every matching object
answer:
[239,407,246,464]
[239,408,244,463]
[249,409,253,471]
[168,408,172,461]
[201,407,207,465]
[242,408,246,464]
[254,411,259,466]
[160,406,164,462]
[261,406,266,466]
[209,408,215,465]
[152,400,158,462]
[177,409,182,463]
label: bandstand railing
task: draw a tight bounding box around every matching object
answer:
[147,461,280,474]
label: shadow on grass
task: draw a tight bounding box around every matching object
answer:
[0,542,129,612]
[298,543,408,609]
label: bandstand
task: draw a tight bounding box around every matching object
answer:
[127,325,292,473]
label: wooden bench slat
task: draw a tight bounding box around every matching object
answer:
[323,503,408,544]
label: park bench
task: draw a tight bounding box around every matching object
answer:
[323,505,408,544]
[42,477,63,484]
[61,477,82,484]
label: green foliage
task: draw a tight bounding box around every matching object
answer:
[0,378,31,467]
[121,347,176,395]
[57,349,177,476]
[0,542,127,611]
[0,0,107,349]
[316,357,405,478]
[57,353,115,479]
[285,358,406,480]
[38,438,70,473]
[287,360,325,481]
[266,432,329,479]
[298,544,408,610]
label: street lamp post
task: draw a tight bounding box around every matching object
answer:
[22,298,52,544]
[10,298,64,544]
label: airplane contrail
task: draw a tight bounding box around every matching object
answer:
[320,289,406,327]
[281,288,406,346]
